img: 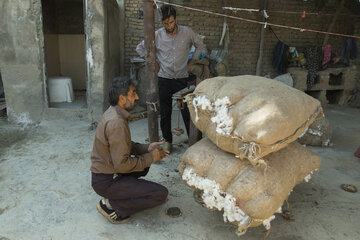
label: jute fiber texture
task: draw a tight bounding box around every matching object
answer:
[178,138,322,230]
[185,75,323,167]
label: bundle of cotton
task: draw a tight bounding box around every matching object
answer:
[179,138,321,236]
[185,75,323,168]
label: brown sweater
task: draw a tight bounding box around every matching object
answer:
[90,105,153,174]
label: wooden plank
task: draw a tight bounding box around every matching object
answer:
[189,119,202,146]
[172,85,200,145]
[172,85,196,100]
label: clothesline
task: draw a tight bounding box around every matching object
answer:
[222,7,360,17]
[222,7,259,12]
[154,0,360,39]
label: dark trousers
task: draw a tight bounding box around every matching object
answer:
[91,168,168,218]
[158,76,193,143]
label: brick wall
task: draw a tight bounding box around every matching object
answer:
[352,17,360,92]
[124,0,357,78]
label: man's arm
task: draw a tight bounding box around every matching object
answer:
[132,141,169,158]
[136,40,146,58]
[189,28,205,61]
[187,28,205,71]
[136,41,160,73]
[107,120,153,173]
[136,31,160,58]
[131,141,149,155]
[136,31,160,72]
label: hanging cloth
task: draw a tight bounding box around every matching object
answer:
[305,46,321,90]
[272,41,289,74]
[341,38,358,63]
[322,44,332,69]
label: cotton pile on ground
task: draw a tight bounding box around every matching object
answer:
[180,75,323,236]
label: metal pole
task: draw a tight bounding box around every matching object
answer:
[143,0,159,142]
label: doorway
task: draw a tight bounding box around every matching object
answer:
[41,0,87,109]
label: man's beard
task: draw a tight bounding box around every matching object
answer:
[166,24,177,34]
[124,99,136,111]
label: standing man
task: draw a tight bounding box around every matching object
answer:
[136,4,204,153]
[91,76,169,224]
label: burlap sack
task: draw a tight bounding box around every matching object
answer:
[216,60,229,76]
[190,58,212,81]
[185,75,323,167]
[298,116,332,146]
[178,138,321,236]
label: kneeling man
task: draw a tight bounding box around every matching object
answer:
[91,76,168,224]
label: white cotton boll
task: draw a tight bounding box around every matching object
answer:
[182,168,250,229]
[262,215,275,230]
[192,96,213,122]
[211,97,234,136]
[203,194,217,208]
[304,171,314,182]
[304,175,311,182]
[192,95,234,135]
[298,127,308,138]
[214,96,232,107]
[193,96,213,110]
[308,128,323,136]
[211,107,233,135]
[323,139,330,146]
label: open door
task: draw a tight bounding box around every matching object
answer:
[41,0,87,109]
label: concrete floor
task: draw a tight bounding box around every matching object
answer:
[49,90,87,109]
[0,105,359,240]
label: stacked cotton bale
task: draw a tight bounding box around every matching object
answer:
[179,75,323,236]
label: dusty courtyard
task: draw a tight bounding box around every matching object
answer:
[0,105,359,240]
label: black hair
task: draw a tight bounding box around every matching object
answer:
[161,4,176,21]
[108,76,133,106]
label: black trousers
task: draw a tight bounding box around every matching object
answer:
[158,76,193,143]
[91,168,168,218]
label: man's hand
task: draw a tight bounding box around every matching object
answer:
[151,147,169,162]
[148,141,164,152]
[149,141,169,162]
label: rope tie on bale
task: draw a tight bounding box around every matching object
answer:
[238,142,267,168]
[146,101,158,112]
